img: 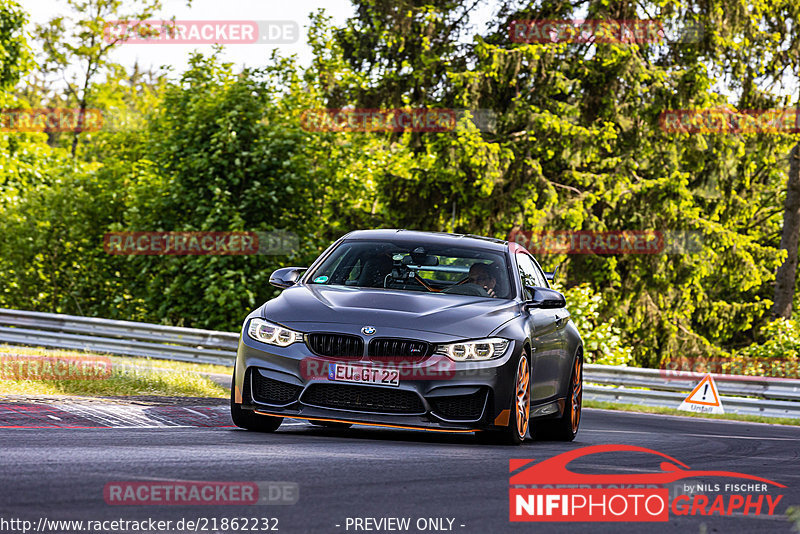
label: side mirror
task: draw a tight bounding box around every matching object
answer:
[525,286,566,309]
[269,267,307,289]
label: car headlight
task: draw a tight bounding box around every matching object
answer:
[247,318,303,347]
[435,338,510,361]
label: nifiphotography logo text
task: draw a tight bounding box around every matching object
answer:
[509,444,785,522]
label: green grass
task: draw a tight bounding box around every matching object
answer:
[109,354,232,375]
[585,399,800,426]
[0,345,229,398]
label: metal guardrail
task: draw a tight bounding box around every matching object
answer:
[0,308,238,366]
[585,364,800,401]
[1,308,799,418]
[583,364,800,419]
[584,385,800,419]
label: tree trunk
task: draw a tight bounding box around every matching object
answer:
[772,142,800,318]
[70,105,85,158]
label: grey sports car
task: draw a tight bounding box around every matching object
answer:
[231,229,583,444]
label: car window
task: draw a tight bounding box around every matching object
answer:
[310,249,347,283]
[307,240,512,299]
[516,253,546,299]
[344,258,363,284]
[530,257,550,289]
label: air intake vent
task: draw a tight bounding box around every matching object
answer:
[307,333,364,359]
[368,338,431,362]
[301,384,425,414]
[251,372,302,405]
[429,389,488,421]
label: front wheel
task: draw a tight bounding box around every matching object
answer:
[533,351,582,441]
[480,352,530,445]
[230,366,283,432]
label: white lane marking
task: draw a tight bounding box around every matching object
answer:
[101,425,195,429]
[585,407,800,428]
[45,404,234,428]
[53,404,137,427]
[722,512,787,521]
[53,404,180,428]
[107,475,208,482]
[584,429,800,441]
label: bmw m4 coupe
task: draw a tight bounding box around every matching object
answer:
[231,229,583,444]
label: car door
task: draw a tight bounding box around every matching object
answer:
[530,255,571,388]
[516,253,568,402]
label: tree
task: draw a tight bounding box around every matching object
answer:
[33,0,161,157]
[0,0,32,103]
[324,0,800,366]
[773,144,800,318]
[110,53,330,329]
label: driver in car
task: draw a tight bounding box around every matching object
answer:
[468,263,497,297]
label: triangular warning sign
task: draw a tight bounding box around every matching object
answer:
[678,374,724,414]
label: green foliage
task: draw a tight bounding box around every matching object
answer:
[724,319,800,377]
[110,52,333,329]
[31,0,163,156]
[0,0,32,103]
[325,0,798,367]
[0,135,123,314]
[2,0,800,371]
[737,319,800,360]
[788,506,800,532]
[559,283,632,366]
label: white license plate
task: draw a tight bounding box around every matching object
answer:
[328,363,400,387]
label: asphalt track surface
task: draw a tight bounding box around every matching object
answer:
[1,399,799,534]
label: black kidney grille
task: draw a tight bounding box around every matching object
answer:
[307,333,364,359]
[368,338,431,362]
[429,389,488,420]
[301,384,425,414]
[251,372,302,405]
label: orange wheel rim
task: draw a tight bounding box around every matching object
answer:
[515,357,530,438]
[571,356,582,433]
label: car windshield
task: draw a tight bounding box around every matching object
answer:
[306,240,512,299]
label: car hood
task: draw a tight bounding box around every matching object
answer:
[261,284,519,338]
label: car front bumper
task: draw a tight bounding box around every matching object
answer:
[232,323,522,432]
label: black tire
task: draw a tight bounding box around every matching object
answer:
[479,351,530,445]
[309,421,353,429]
[230,366,283,432]
[533,351,582,441]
